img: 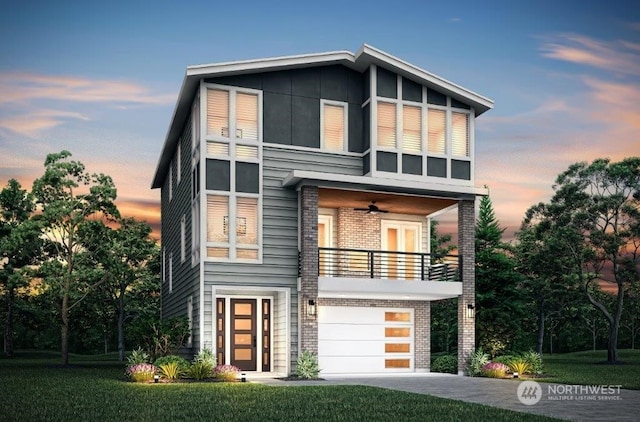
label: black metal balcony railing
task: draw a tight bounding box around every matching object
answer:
[317,247,460,281]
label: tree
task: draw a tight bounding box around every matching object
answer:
[0,179,42,357]
[538,157,640,363]
[84,218,158,360]
[32,151,119,365]
[475,193,525,357]
[517,207,582,354]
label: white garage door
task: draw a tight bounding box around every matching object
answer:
[317,306,414,374]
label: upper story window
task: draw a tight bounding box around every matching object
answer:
[402,105,421,153]
[452,112,469,157]
[321,101,347,152]
[427,109,445,154]
[377,101,396,149]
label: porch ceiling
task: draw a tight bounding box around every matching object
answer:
[318,188,456,216]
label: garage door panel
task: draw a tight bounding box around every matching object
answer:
[318,340,386,356]
[318,324,388,341]
[320,356,387,374]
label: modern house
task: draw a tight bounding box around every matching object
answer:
[151,44,492,376]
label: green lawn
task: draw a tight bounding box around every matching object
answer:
[540,349,640,389]
[0,351,554,422]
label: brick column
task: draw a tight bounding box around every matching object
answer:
[457,199,476,375]
[300,186,318,354]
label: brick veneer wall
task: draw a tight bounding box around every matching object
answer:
[337,208,381,250]
[320,298,431,370]
[300,186,319,354]
[457,199,476,375]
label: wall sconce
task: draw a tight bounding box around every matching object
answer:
[307,299,317,316]
[467,304,475,319]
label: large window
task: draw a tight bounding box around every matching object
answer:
[402,105,421,152]
[377,101,397,148]
[451,112,469,157]
[322,101,347,151]
[427,109,446,154]
[204,85,262,262]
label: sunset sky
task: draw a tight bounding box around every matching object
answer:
[1,1,639,240]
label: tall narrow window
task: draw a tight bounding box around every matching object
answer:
[402,105,421,152]
[377,102,396,148]
[162,247,166,283]
[168,165,173,201]
[168,252,173,293]
[322,102,346,151]
[207,195,229,243]
[191,201,200,265]
[236,93,258,140]
[236,197,258,245]
[451,112,469,157]
[180,215,186,263]
[427,109,446,154]
[207,89,229,137]
[177,143,181,184]
[187,296,193,347]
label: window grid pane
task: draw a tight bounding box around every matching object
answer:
[236,144,258,159]
[377,102,396,148]
[402,105,421,152]
[236,197,258,245]
[207,141,229,156]
[207,195,228,242]
[452,112,469,157]
[236,93,258,140]
[207,89,229,137]
[324,104,344,151]
[427,109,445,154]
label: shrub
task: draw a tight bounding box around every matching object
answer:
[508,358,531,376]
[158,362,183,380]
[193,348,216,367]
[189,361,214,380]
[481,362,509,378]
[295,350,320,379]
[126,347,149,365]
[213,364,240,381]
[154,355,190,372]
[431,355,457,374]
[493,355,516,365]
[132,317,190,361]
[521,350,544,375]
[466,347,490,377]
[126,363,156,383]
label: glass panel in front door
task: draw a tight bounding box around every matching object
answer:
[230,299,257,371]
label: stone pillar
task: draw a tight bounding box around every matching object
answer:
[299,186,318,354]
[457,199,476,375]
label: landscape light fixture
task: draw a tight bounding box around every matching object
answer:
[154,374,159,383]
[467,304,475,319]
[307,299,317,316]
[241,373,247,382]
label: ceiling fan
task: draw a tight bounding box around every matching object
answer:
[354,201,388,214]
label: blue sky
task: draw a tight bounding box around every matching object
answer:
[1,0,639,237]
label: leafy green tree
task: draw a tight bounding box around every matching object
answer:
[536,157,640,362]
[32,151,119,365]
[0,179,42,357]
[83,218,158,360]
[475,193,524,357]
[517,208,582,354]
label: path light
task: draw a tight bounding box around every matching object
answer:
[467,304,475,319]
[154,375,159,383]
[307,299,317,316]
[513,372,519,379]
[241,373,246,382]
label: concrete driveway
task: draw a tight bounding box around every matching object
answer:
[257,374,640,421]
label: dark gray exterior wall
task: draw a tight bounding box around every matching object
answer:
[208,65,365,153]
[160,108,201,352]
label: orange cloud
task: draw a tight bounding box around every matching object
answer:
[0,109,90,135]
[539,33,640,76]
[0,72,176,105]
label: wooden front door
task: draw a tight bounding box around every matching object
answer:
[230,299,257,371]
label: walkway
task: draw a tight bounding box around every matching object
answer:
[256,374,640,421]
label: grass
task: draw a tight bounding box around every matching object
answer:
[0,351,555,422]
[540,349,640,389]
